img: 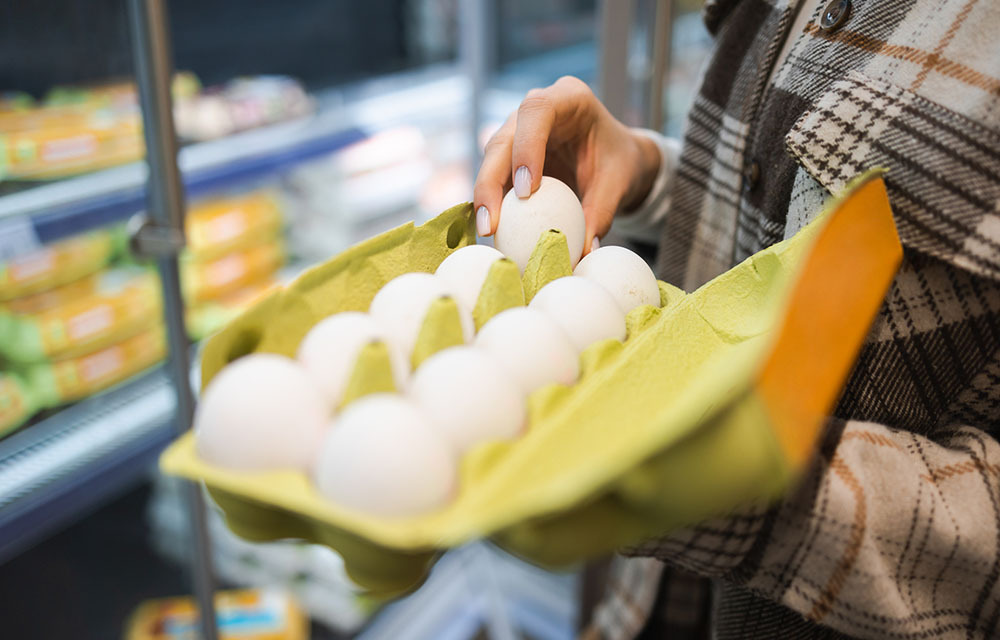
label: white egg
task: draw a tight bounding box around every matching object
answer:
[409,346,525,452]
[494,176,586,273]
[368,272,474,363]
[474,307,579,394]
[195,353,328,471]
[296,311,409,411]
[529,276,626,352]
[574,245,661,313]
[314,394,456,517]
[434,244,506,313]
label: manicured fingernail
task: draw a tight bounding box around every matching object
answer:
[514,166,532,198]
[591,237,600,252]
[476,206,491,236]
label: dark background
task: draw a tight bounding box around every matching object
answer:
[0,0,414,95]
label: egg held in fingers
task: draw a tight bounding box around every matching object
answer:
[493,176,586,273]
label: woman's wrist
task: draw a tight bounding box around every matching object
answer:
[622,130,662,212]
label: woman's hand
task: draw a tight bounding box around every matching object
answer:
[473,75,661,254]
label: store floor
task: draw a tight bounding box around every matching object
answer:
[0,480,344,639]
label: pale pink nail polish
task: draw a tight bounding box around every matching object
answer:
[591,237,600,252]
[514,166,532,198]
[476,206,491,236]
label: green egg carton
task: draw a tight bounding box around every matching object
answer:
[162,172,902,596]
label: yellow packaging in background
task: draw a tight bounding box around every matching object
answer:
[125,588,308,640]
[0,73,200,181]
[20,325,166,407]
[185,191,284,261]
[0,373,37,438]
[0,267,162,363]
[186,277,279,341]
[0,118,144,181]
[182,239,285,304]
[0,230,116,301]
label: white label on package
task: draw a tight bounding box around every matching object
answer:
[81,346,124,382]
[0,216,41,262]
[69,304,115,340]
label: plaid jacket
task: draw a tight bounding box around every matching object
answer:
[591,0,1000,638]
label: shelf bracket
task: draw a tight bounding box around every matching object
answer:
[128,215,186,258]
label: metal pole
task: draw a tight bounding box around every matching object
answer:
[646,0,673,131]
[460,0,491,176]
[598,0,634,122]
[126,1,219,639]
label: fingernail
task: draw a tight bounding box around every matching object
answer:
[476,206,491,236]
[591,237,600,252]
[514,166,532,198]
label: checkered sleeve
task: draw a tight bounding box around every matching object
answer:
[608,254,1000,639]
[595,73,1000,632]
[615,406,1000,638]
[587,2,1000,635]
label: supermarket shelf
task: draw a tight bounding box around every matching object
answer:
[0,115,365,249]
[0,367,177,564]
[0,65,476,565]
[0,65,484,257]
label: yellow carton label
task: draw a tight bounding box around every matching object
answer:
[185,191,284,261]
[0,231,114,301]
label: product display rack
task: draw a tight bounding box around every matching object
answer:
[0,108,364,254]
[0,67,488,564]
[0,3,367,635]
[0,80,368,574]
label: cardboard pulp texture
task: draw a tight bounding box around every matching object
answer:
[162,172,902,596]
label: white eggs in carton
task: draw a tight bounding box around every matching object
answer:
[194,353,328,472]
[434,244,506,313]
[314,394,456,517]
[409,346,526,453]
[195,179,655,519]
[368,272,473,365]
[529,276,626,353]
[474,307,579,394]
[297,311,409,409]
[574,245,661,313]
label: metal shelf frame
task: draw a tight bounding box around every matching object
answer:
[126,0,218,636]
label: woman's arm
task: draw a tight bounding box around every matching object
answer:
[611,130,681,243]
[593,352,1000,639]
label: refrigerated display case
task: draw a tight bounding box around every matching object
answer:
[0,1,712,637]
